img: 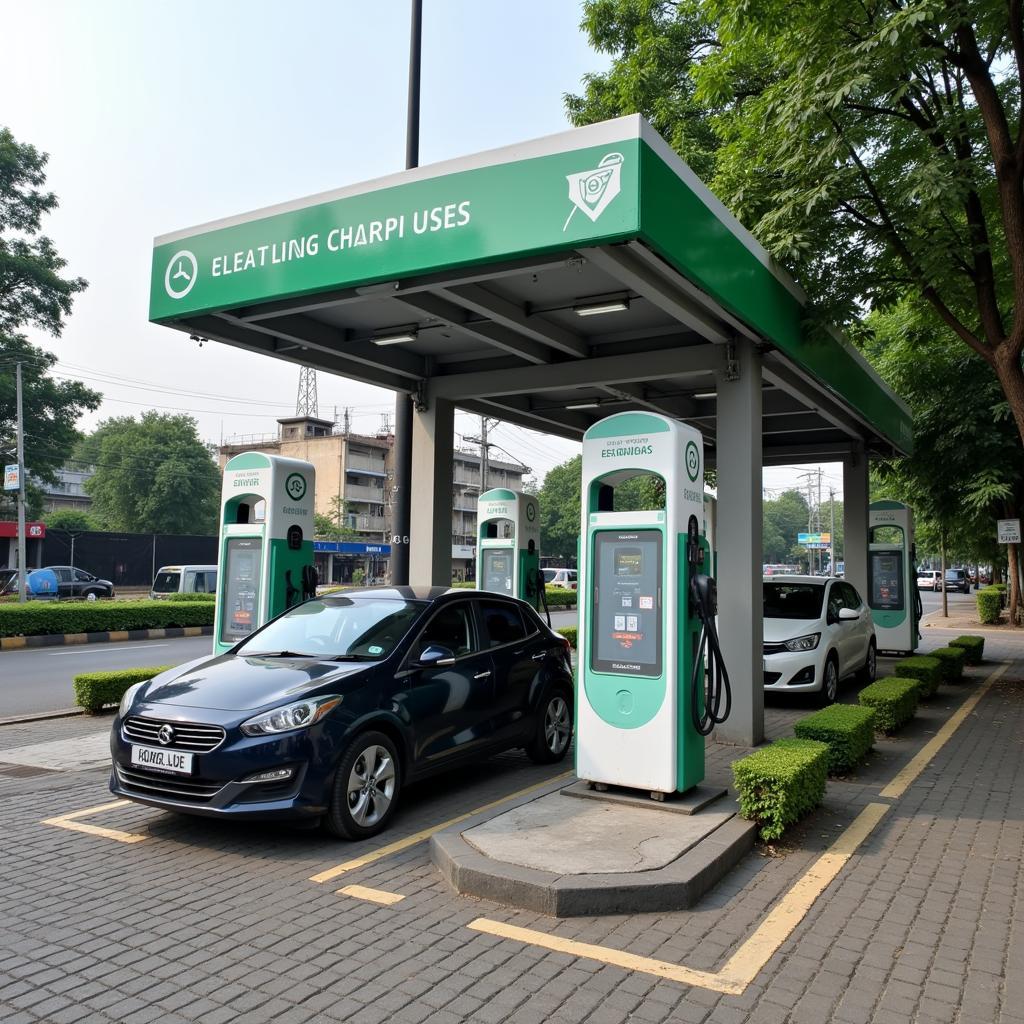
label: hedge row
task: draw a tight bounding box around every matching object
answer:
[858,677,919,732]
[732,738,828,841]
[557,626,577,649]
[164,592,217,603]
[930,646,966,683]
[893,655,942,699]
[544,587,577,608]
[793,704,876,774]
[950,635,984,665]
[74,666,172,713]
[0,600,215,638]
[976,587,1003,624]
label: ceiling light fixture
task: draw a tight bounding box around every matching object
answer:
[371,330,418,346]
[693,391,716,399]
[573,298,630,317]
[566,400,601,410]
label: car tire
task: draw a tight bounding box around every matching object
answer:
[324,730,401,840]
[526,686,573,764]
[856,640,877,685]
[85,591,98,602]
[818,655,839,706]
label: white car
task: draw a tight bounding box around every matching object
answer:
[542,568,578,591]
[763,575,876,704]
[916,570,941,591]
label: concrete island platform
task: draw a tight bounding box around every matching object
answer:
[430,775,757,917]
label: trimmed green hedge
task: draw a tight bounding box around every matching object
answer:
[164,592,217,603]
[893,655,943,699]
[0,600,214,638]
[930,646,966,683]
[74,666,172,713]
[976,587,1002,624]
[557,626,577,649]
[544,587,577,608]
[793,705,876,774]
[949,635,984,665]
[858,677,919,732]
[732,738,828,841]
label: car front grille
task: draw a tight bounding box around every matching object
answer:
[114,764,224,804]
[124,716,225,752]
[763,642,788,655]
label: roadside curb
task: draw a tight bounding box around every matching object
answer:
[0,625,213,652]
[0,707,85,727]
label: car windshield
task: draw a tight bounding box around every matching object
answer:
[763,582,825,619]
[945,570,962,579]
[236,597,424,660]
[542,569,557,583]
[153,571,180,593]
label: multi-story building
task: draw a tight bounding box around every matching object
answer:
[218,417,528,584]
[39,466,94,513]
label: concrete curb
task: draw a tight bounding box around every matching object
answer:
[430,777,757,917]
[0,625,213,651]
[0,707,84,727]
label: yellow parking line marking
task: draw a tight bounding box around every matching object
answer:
[338,884,405,906]
[880,660,1008,799]
[41,799,148,844]
[469,918,735,992]
[470,660,1010,992]
[310,771,572,883]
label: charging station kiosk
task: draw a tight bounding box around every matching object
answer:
[476,488,541,610]
[868,499,921,655]
[214,452,317,655]
[577,412,728,797]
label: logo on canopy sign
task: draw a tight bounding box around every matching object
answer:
[563,152,624,231]
[164,250,198,299]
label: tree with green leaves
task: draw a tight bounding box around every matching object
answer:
[762,489,811,565]
[314,494,357,541]
[44,508,98,532]
[79,413,221,535]
[569,1,1024,445]
[538,455,583,560]
[1,127,98,519]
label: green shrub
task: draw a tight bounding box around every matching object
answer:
[544,587,577,608]
[450,581,475,589]
[0,600,214,638]
[74,666,173,713]
[557,626,577,649]
[893,655,943,698]
[793,705,876,774]
[949,635,984,665]
[858,677,919,732]
[929,646,966,682]
[164,592,217,602]
[732,738,828,841]
[976,587,1002,624]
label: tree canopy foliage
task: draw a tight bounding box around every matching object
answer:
[569,1,1024,445]
[78,413,220,535]
[0,127,98,520]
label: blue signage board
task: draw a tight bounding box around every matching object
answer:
[314,541,391,555]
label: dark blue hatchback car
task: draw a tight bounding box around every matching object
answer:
[110,586,574,839]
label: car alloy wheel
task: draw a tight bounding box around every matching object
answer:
[86,592,98,602]
[347,743,396,828]
[820,658,839,705]
[544,695,571,756]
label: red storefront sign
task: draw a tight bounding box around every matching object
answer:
[0,521,46,539]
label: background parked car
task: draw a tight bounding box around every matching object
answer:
[151,565,218,600]
[917,570,941,591]
[763,575,876,704]
[943,568,971,594]
[542,568,578,590]
[44,566,115,600]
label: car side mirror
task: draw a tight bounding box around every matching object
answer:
[417,644,456,667]
[838,607,859,620]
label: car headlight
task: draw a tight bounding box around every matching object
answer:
[240,695,343,737]
[784,633,820,652]
[119,681,145,717]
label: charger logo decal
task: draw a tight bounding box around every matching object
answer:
[563,152,624,231]
[685,440,700,482]
[164,250,197,299]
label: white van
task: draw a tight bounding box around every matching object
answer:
[151,565,218,599]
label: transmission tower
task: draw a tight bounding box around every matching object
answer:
[295,367,319,417]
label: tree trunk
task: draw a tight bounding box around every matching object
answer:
[941,533,948,619]
[993,346,1024,449]
[1008,542,1020,626]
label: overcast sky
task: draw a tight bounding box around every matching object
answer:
[3,0,842,497]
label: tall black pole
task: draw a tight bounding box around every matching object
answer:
[390,0,421,585]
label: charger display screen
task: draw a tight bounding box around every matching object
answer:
[591,530,662,677]
[869,549,903,610]
[481,547,513,594]
[222,538,263,643]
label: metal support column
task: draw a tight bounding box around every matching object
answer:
[843,447,869,600]
[409,396,454,586]
[714,339,763,746]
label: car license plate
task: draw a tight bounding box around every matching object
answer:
[131,744,194,775]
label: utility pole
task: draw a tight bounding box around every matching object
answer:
[15,362,26,603]
[480,416,490,493]
[829,487,836,575]
[390,0,423,586]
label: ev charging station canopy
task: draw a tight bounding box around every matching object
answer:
[150,114,912,745]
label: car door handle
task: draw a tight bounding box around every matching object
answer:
[531,652,547,661]
[474,671,492,679]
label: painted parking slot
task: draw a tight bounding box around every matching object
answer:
[338,884,405,906]
[41,799,149,844]
[310,771,573,883]
[468,662,1009,994]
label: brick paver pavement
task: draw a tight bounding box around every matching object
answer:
[0,631,1021,1023]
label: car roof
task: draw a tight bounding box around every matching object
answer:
[763,575,834,584]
